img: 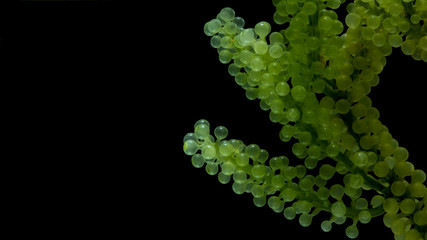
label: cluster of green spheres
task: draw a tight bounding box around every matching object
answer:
[186,1,427,239]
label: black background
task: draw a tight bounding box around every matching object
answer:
[0,0,114,147]
[0,0,114,236]
[166,1,426,239]
[0,0,116,165]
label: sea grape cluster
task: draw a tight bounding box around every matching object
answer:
[183,1,427,239]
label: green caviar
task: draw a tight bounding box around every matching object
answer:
[186,1,427,239]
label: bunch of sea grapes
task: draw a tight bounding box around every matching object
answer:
[184,1,427,239]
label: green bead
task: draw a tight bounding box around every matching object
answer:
[391,217,410,235]
[327,0,341,9]
[299,131,312,145]
[307,145,322,159]
[335,99,351,114]
[232,16,245,28]
[373,161,389,177]
[299,175,314,191]
[336,161,348,175]
[246,144,261,159]
[372,33,386,47]
[326,143,340,158]
[391,180,406,196]
[251,184,264,198]
[420,36,427,51]
[302,1,317,15]
[286,108,300,122]
[295,200,312,214]
[345,225,359,239]
[205,162,218,175]
[223,22,238,35]
[306,36,320,51]
[214,126,228,140]
[393,147,409,162]
[249,57,265,71]
[283,206,296,220]
[334,216,346,225]
[219,141,235,157]
[183,139,199,156]
[336,75,352,90]
[388,34,402,47]
[218,172,231,184]
[405,229,421,240]
[269,32,283,44]
[280,124,294,140]
[277,156,290,169]
[191,154,205,168]
[401,39,417,55]
[385,156,396,169]
[321,221,332,232]
[291,86,306,102]
[394,161,412,178]
[219,49,234,64]
[268,196,283,210]
[235,153,249,166]
[292,143,306,157]
[257,149,269,163]
[304,157,318,170]
[271,175,286,189]
[269,45,284,58]
[239,29,256,46]
[283,166,297,181]
[330,184,345,199]
[400,198,415,214]
[218,7,235,22]
[202,144,216,159]
[254,21,271,38]
[331,201,347,217]
[232,182,246,195]
[253,196,266,208]
[311,61,324,75]
[358,210,371,224]
[210,35,222,48]
[319,164,335,180]
[345,13,361,28]
[370,195,384,208]
[316,187,330,200]
[355,198,368,209]
[233,170,247,184]
[367,15,381,29]
[349,174,364,188]
[414,209,427,226]
[412,169,426,183]
[195,124,210,140]
[252,165,267,179]
[362,27,374,40]
[194,119,210,128]
[220,36,233,48]
[312,79,326,93]
[383,213,397,228]
[410,14,420,24]
[221,161,236,175]
[352,151,368,167]
[183,132,198,143]
[254,40,268,55]
[408,182,426,198]
[206,19,222,34]
[299,213,312,227]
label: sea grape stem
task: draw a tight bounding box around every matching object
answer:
[335,153,391,197]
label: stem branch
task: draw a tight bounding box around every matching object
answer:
[335,153,391,197]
